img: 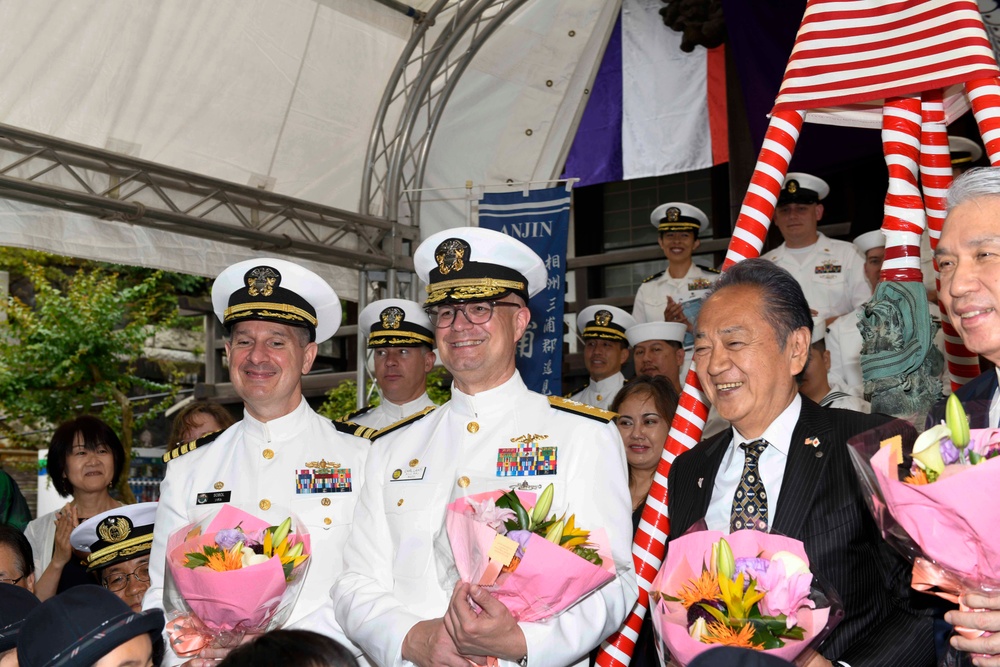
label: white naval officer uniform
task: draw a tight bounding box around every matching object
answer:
[632,264,719,349]
[145,398,370,663]
[332,372,637,667]
[348,393,437,430]
[566,372,626,411]
[762,233,869,322]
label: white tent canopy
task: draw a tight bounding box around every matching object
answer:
[0,0,617,300]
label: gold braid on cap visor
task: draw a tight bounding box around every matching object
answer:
[224,302,317,326]
[424,277,526,305]
[583,326,628,341]
[368,331,436,347]
[86,535,153,571]
[657,221,700,233]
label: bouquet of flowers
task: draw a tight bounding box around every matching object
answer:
[442,483,615,622]
[848,394,1000,625]
[649,529,841,666]
[163,504,311,657]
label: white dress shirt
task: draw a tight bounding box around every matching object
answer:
[704,395,801,533]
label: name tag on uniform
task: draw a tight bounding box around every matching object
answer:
[196,491,231,505]
[390,466,426,481]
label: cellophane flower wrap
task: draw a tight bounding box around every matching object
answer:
[162,504,311,656]
[441,485,614,622]
[847,395,1000,626]
[649,529,841,666]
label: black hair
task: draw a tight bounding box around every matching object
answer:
[217,630,360,667]
[0,523,33,577]
[47,416,126,497]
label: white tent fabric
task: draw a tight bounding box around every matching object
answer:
[0,0,617,298]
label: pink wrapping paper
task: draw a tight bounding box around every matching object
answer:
[650,530,831,667]
[870,445,1000,584]
[445,491,615,623]
[165,505,311,632]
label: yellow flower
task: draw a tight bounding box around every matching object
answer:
[703,621,760,649]
[676,571,722,609]
[718,572,765,620]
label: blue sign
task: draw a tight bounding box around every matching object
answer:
[478,187,570,395]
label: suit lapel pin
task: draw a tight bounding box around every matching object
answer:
[697,477,704,488]
[804,437,820,448]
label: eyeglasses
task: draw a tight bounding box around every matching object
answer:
[102,562,150,592]
[0,575,23,586]
[426,301,521,328]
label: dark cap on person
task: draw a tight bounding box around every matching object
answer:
[577,305,636,344]
[777,172,830,206]
[359,299,435,349]
[414,227,547,307]
[649,202,710,237]
[211,257,342,344]
[0,583,40,653]
[70,502,157,573]
[17,585,164,667]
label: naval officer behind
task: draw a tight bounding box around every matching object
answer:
[144,258,372,664]
[344,299,437,430]
[333,227,636,667]
[566,305,635,410]
[762,173,869,325]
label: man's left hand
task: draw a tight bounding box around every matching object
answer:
[947,592,1000,665]
[444,581,527,663]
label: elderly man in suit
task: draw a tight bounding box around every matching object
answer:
[934,166,1000,661]
[667,258,934,667]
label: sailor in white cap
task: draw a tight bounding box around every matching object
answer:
[145,257,371,665]
[345,299,437,429]
[626,322,685,392]
[950,135,984,175]
[566,305,636,410]
[333,227,636,667]
[762,173,870,325]
[800,319,871,413]
[633,203,719,350]
[71,502,157,613]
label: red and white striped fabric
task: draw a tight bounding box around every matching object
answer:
[774,0,999,127]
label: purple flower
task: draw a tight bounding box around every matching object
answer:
[215,528,244,550]
[506,530,533,559]
[734,557,769,581]
[939,437,960,465]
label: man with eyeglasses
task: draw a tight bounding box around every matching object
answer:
[0,524,35,592]
[70,502,157,612]
[334,227,636,667]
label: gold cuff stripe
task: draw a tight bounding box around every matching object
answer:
[368,330,435,346]
[224,302,317,326]
[88,536,153,569]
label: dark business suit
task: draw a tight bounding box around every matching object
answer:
[667,397,935,667]
[928,370,996,428]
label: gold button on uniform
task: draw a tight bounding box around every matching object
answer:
[397,499,404,506]
[467,422,480,433]
[596,394,604,402]
[457,476,471,488]
[324,517,332,525]
[262,449,274,460]
[259,499,271,511]
[213,482,224,490]
[321,498,331,506]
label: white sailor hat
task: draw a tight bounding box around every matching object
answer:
[626,321,686,347]
[577,305,636,343]
[649,202,710,237]
[853,230,885,255]
[211,257,341,344]
[779,172,830,205]
[949,136,983,166]
[70,502,157,572]
[414,227,547,306]
[359,299,435,349]
[811,317,827,345]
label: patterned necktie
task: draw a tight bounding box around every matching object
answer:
[730,439,769,532]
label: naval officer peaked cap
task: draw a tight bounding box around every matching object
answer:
[649,202,710,237]
[414,227,547,306]
[359,298,435,348]
[778,172,830,206]
[212,257,342,344]
[577,305,636,343]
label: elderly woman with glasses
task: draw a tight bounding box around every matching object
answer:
[70,502,157,613]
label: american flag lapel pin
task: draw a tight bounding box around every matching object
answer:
[805,436,820,448]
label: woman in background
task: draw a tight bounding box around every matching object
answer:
[24,416,125,601]
[168,400,234,451]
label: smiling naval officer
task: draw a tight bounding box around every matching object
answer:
[332,227,636,667]
[566,305,636,410]
[343,299,437,430]
[144,257,372,664]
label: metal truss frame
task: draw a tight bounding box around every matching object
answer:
[0,123,417,270]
